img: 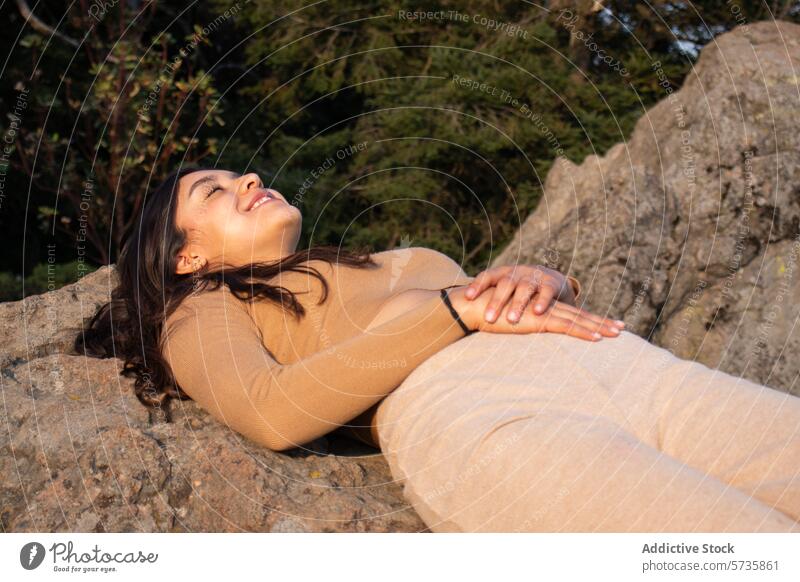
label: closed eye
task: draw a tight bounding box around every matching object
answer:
[204,184,223,198]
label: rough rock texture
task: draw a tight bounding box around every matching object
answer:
[493,21,800,396]
[0,268,425,532]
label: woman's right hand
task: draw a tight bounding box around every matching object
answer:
[446,285,623,341]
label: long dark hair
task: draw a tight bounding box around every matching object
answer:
[75,165,378,419]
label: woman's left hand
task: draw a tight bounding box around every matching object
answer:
[465,264,585,324]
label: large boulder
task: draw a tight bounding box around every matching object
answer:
[493,20,800,396]
[0,267,425,532]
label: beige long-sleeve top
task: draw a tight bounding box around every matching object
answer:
[161,247,581,452]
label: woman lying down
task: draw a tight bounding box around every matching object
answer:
[77,167,800,532]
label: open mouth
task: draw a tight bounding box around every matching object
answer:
[247,190,278,211]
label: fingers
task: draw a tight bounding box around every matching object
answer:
[555,301,626,329]
[550,304,622,338]
[465,267,510,299]
[531,279,560,315]
[540,313,604,342]
[483,276,518,323]
[506,278,539,323]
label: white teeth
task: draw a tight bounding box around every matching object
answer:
[251,196,271,210]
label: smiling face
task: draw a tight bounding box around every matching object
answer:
[173,169,302,274]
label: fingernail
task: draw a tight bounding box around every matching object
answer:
[592,332,602,340]
[535,304,544,313]
[466,288,475,298]
[485,309,495,321]
[615,320,625,327]
[508,310,519,322]
[609,327,620,334]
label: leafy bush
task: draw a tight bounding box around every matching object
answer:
[0,261,97,302]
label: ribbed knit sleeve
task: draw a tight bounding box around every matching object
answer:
[567,275,582,301]
[162,287,469,452]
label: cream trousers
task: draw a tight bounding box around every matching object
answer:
[374,330,800,532]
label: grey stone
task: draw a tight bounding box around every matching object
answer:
[493,20,800,397]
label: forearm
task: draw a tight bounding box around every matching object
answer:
[257,291,470,450]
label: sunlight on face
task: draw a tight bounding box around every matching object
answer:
[173,170,302,274]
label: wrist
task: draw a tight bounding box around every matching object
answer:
[558,275,581,305]
[442,285,478,332]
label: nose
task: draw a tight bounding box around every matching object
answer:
[236,172,262,198]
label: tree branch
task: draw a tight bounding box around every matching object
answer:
[15,0,119,63]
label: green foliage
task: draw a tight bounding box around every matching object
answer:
[2,0,797,280]
[6,3,227,265]
[226,0,694,265]
[0,261,97,302]
[0,272,22,303]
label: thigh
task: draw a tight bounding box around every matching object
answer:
[381,392,798,532]
[649,357,800,520]
[375,331,617,465]
[532,330,800,520]
[473,413,798,532]
[375,331,799,532]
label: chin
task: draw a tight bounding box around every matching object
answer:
[266,202,301,223]
[286,203,302,221]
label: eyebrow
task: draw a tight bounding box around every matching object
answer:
[187,171,238,199]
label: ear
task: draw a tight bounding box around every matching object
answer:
[175,250,207,275]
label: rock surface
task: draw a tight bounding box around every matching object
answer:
[0,268,426,532]
[493,20,800,397]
